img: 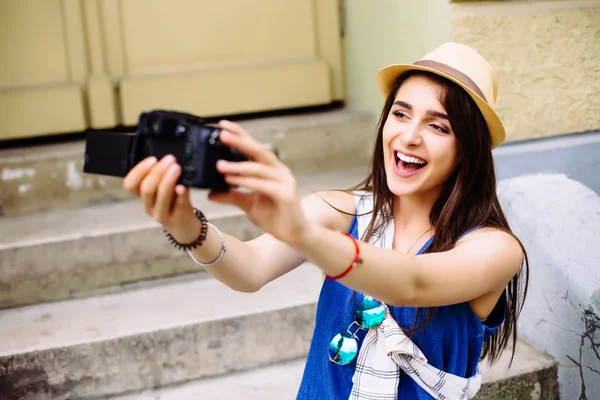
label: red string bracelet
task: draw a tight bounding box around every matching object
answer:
[327,233,362,280]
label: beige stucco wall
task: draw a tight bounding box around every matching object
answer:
[452,1,600,142]
[345,0,600,143]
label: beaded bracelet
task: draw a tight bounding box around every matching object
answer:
[164,208,208,250]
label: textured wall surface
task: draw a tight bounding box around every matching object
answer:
[499,174,600,400]
[452,1,600,142]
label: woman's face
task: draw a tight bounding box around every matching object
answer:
[382,75,459,199]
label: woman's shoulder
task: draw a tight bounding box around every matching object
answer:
[302,189,369,232]
[457,226,516,240]
[455,226,523,256]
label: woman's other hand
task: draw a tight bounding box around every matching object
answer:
[210,120,313,246]
[123,155,200,244]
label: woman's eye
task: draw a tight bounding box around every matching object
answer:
[431,124,449,133]
[393,111,408,119]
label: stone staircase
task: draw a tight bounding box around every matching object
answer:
[0,108,558,399]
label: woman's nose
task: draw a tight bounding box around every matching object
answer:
[401,122,423,146]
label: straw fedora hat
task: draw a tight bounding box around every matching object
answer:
[376,42,505,149]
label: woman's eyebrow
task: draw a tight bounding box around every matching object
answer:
[393,100,412,109]
[393,100,449,120]
[426,110,449,120]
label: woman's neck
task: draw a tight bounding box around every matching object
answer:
[392,189,441,233]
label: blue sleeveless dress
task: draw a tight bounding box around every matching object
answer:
[296,215,506,399]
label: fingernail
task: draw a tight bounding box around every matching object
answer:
[216,160,228,168]
[147,157,158,165]
[164,155,176,163]
[169,164,180,175]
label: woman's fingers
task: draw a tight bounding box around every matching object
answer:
[174,184,192,209]
[218,120,246,135]
[216,160,282,181]
[139,155,177,214]
[224,175,281,198]
[153,163,182,222]
[218,121,279,166]
[123,156,158,195]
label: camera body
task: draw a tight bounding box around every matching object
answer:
[83,110,247,191]
[133,110,247,190]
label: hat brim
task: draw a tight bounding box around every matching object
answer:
[376,64,505,149]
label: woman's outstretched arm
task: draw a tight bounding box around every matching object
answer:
[123,153,352,292]
[296,223,523,308]
[190,192,351,292]
[211,119,523,309]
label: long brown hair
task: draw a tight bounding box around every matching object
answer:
[351,70,529,365]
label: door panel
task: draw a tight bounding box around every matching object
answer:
[120,60,330,125]
[0,0,69,86]
[120,0,318,74]
[0,0,343,139]
[0,0,86,139]
[1,85,85,139]
[117,0,342,122]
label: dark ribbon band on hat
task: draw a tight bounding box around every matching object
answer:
[413,60,487,102]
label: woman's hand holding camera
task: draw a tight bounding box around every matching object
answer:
[209,120,314,247]
[123,154,201,244]
[124,120,313,248]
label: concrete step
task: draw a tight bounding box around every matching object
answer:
[107,341,557,400]
[0,108,375,216]
[0,263,324,400]
[0,167,366,309]
[0,262,558,400]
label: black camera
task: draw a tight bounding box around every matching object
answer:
[83,110,247,191]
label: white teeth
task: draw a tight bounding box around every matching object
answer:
[395,152,426,164]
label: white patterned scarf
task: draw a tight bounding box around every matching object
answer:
[349,192,482,400]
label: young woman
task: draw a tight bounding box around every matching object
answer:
[123,42,528,399]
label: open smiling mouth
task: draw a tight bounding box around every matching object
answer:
[395,151,428,172]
